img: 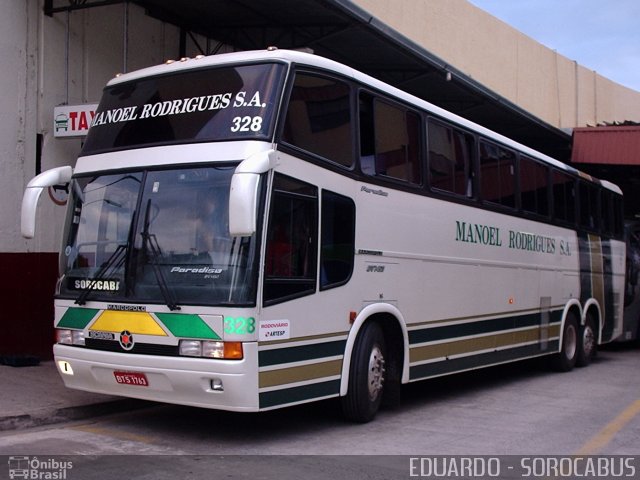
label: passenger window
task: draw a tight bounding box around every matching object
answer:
[579,182,601,232]
[359,94,421,184]
[602,191,616,236]
[428,120,474,197]
[552,170,576,224]
[479,141,516,208]
[321,191,355,290]
[264,175,318,305]
[281,73,353,167]
[520,156,549,216]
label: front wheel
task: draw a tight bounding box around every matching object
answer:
[341,322,386,423]
[551,312,578,372]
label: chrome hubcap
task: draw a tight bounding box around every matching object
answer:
[368,345,385,401]
[582,324,595,357]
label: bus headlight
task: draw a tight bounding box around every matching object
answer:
[202,341,225,358]
[56,329,73,345]
[56,329,85,346]
[72,330,86,346]
[179,340,243,360]
[179,340,202,357]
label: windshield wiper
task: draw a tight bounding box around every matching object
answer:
[75,243,127,306]
[140,199,180,311]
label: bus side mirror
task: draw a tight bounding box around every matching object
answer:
[21,166,73,238]
[229,150,276,237]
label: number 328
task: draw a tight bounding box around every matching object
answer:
[230,116,262,132]
[224,317,256,335]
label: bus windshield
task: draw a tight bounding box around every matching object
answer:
[81,62,287,155]
[60,166,259,307]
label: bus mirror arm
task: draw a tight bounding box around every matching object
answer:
[21,166,73,238]
[229,150,276,237]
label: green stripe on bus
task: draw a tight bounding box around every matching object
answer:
[408,310,563,345]
[258,340,346,367]
[155,313,221,340]
[409,341,560,380]
[57,307,100,329]
[259,379,340,409]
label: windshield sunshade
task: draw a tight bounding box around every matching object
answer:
[81,63,286,155]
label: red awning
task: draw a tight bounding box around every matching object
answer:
[571,126,640,165]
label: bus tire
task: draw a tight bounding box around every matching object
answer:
[576,314,597,367]
[341,322,386,423]
[552,312,578,372]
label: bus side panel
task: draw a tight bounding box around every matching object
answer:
[354,181,580,383]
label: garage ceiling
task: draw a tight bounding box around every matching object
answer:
[45,0,572,161]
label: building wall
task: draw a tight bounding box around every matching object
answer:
[0,1,215,358]
[354,0,640,129]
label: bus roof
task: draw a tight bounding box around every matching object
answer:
[105,48,621,195]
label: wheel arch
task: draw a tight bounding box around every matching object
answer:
[559,300,582,352]
[339,303,409,396]
[582,298,603,343]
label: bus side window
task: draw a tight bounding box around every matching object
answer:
[519,156,550,217]
[479,140,516,209]
[552,170,576,225]
[359,92,376,174]
[321,190,355,290]
[281,73,353,168]
[428,119,474,197]
[579,181,601,232]
[359,93,422,184]
[602,190,617,237]
[264,174,318,306]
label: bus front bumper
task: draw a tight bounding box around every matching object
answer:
[53,343,259,412]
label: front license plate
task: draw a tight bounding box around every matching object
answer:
[114,371,149,387]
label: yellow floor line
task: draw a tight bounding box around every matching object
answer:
[575,398,640,455]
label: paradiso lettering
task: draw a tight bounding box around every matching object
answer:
[455,220,571,256]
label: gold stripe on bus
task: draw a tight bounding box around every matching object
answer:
[409,325,561,363]
[542,323,562,341]
[408,306,564,329]
[589,234,605,310]
[89,310,168,336]
[259,359,342,388]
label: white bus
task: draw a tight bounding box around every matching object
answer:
[22,48,625,422]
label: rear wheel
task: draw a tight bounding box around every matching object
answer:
[576,315,597,367]
[551,312,578,372]
[341,322,386,423]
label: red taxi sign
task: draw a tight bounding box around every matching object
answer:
[53,104,98,138]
